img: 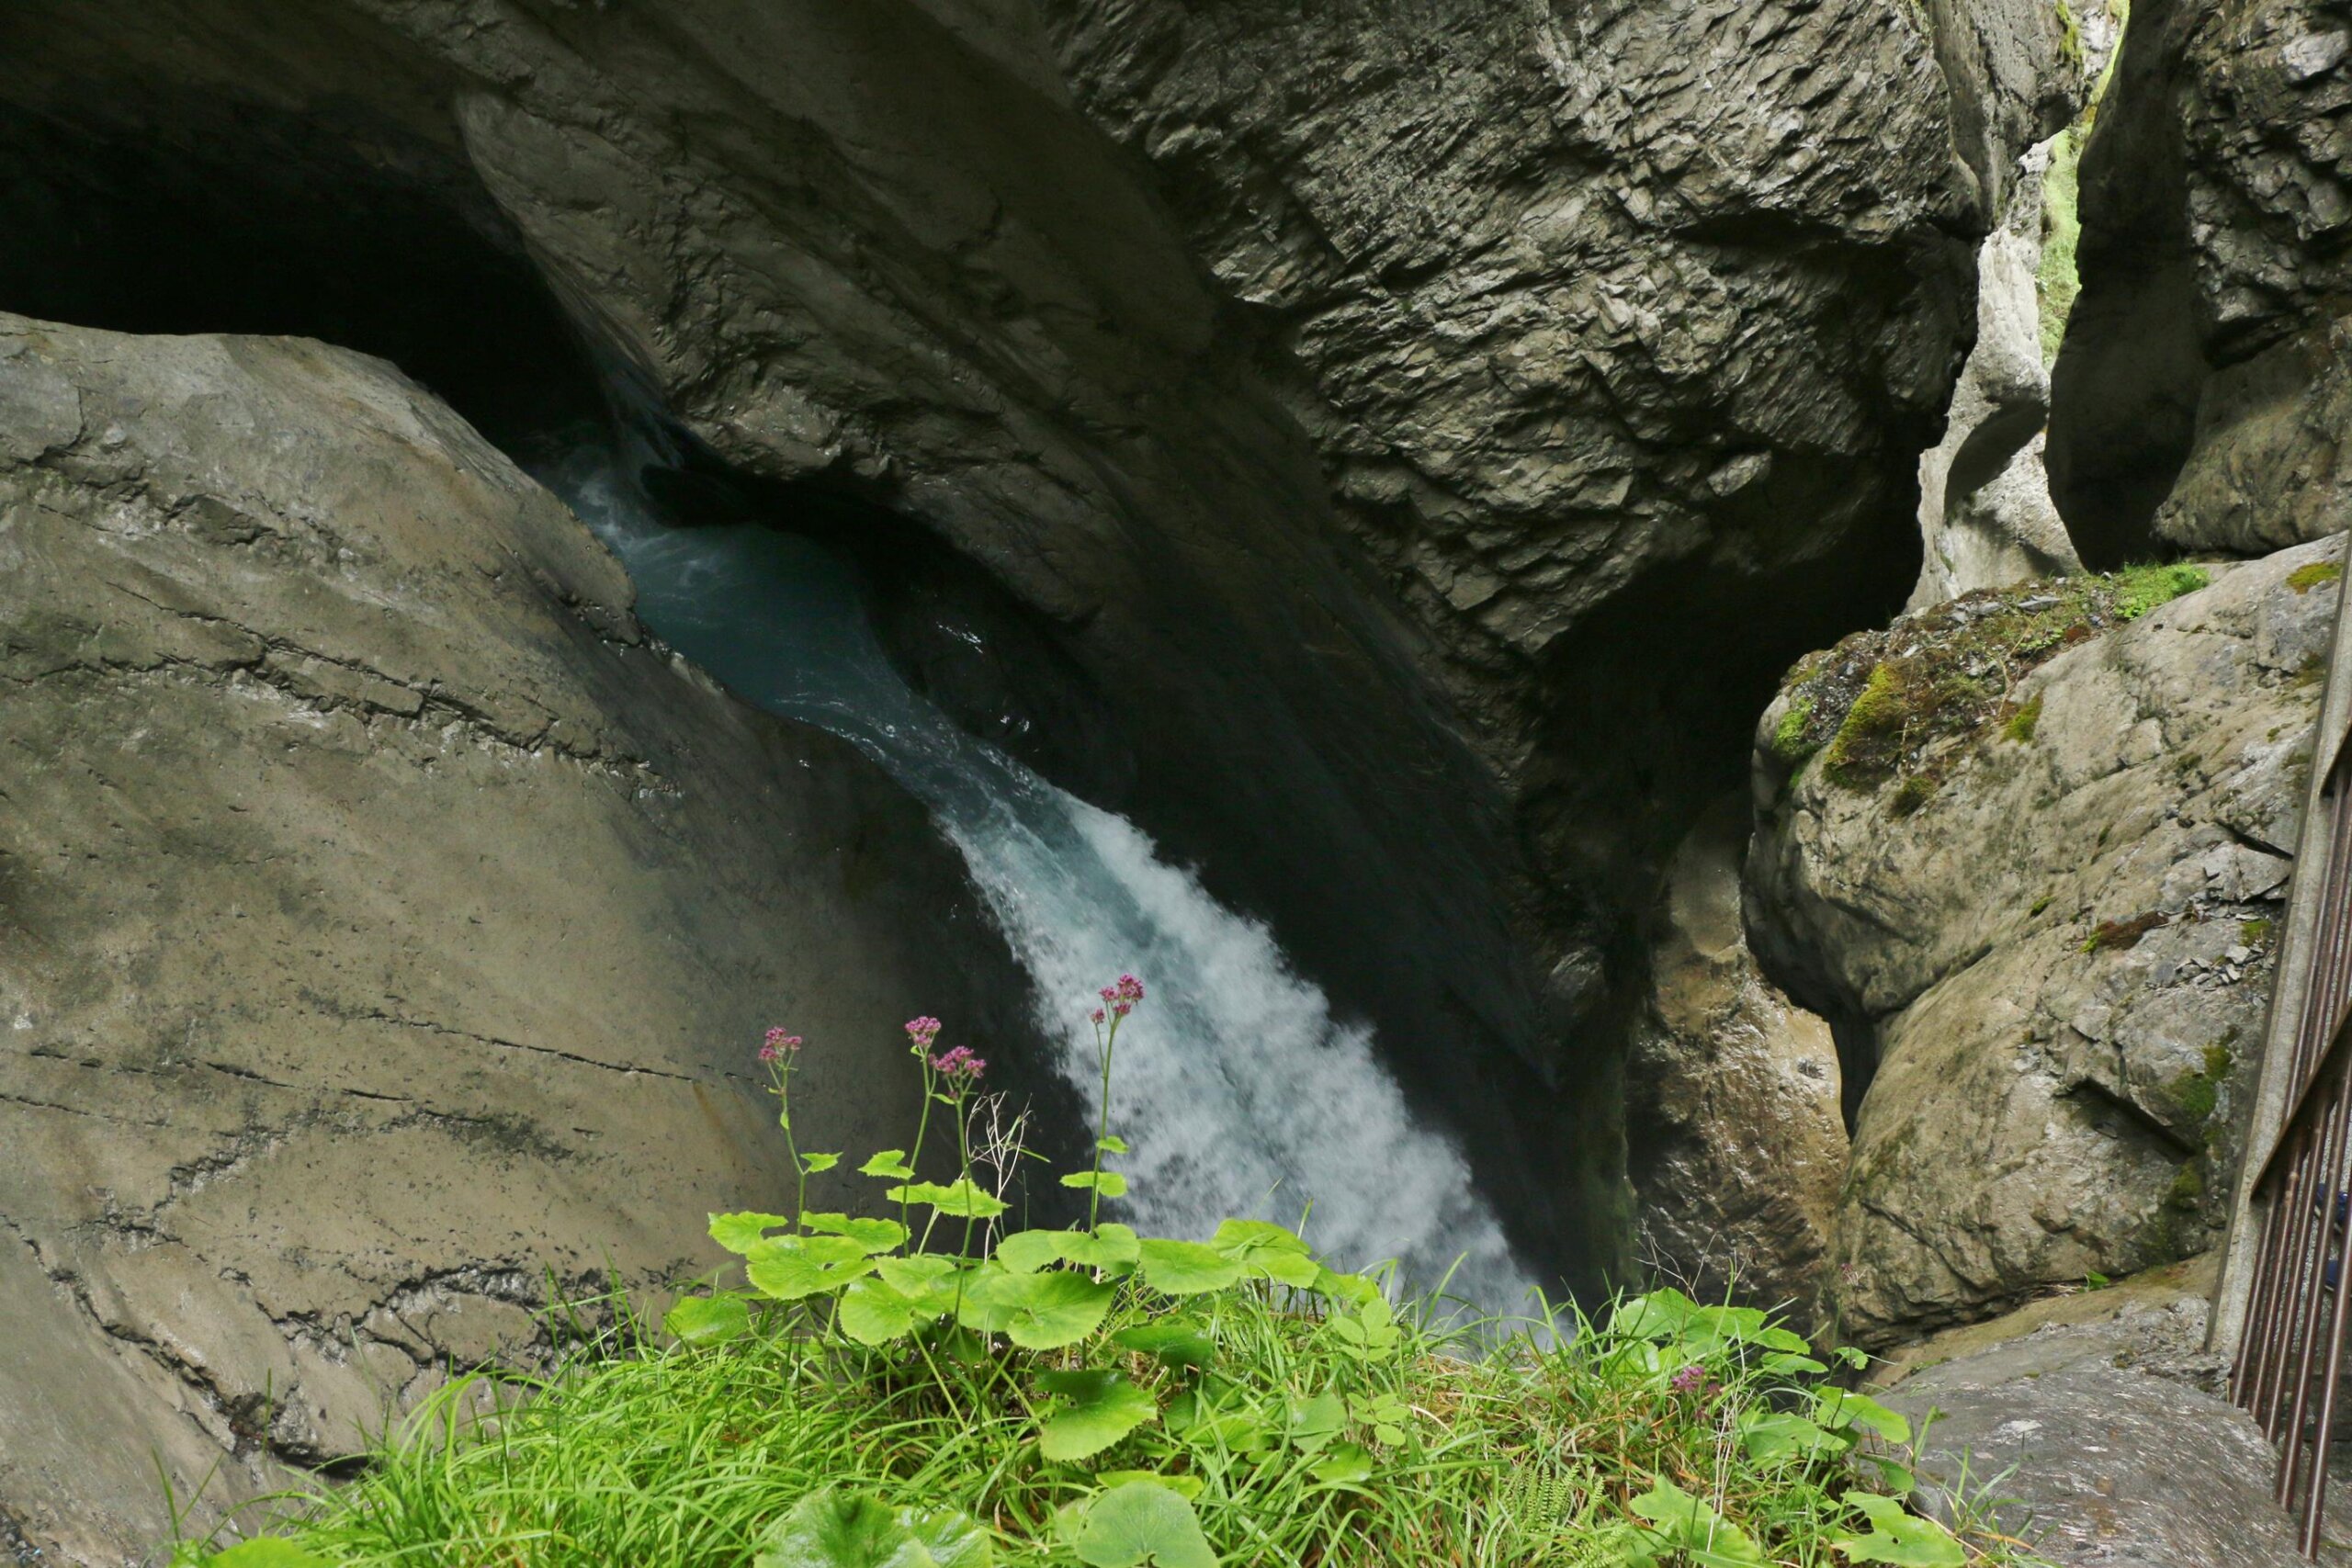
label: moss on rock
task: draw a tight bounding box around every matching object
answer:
[1767,564,2212,798]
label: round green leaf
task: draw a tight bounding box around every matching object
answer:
[837,1277,948,1345]
[1209,1221,1322,1288]
[994,1229,1069,1275]
[963,1268,1117,1349]
[802,1213,910,1256]
[752,1486,989,1568]
[885,1179,1009,1221]
[1071,1481,1216,1568]
[710,1212,797,1256]
[1037,1369,1159,1461]
[1136,1239,1243,1297]
[873,1254,959,1293]
[1059,1170,1130,1199]
[1110,1318,1217,1371]
[746,1235,876,1302]
[663,1292,751,1347]
[1062,1224,1141,1271]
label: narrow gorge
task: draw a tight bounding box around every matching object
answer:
[1,0,2348,1562]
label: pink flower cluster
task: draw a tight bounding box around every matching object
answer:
[930,1044,986,1083]
[1091,973,1146,1025]
[905,1016,943,1050]
[1668,1362,1705,1394]
[759,1027,804,1063]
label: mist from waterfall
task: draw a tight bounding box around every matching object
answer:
[543,446,1538,1314]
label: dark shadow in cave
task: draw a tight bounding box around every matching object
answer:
[1532,455,1923,1126]
[0,94,604,453]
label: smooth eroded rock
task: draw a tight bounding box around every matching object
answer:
[0,314,1035,1564]
[1750,540,2338,1341]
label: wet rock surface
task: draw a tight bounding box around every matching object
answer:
[1750,540,2339,1343]
[0,314,1035,1563]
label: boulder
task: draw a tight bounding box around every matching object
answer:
[1883,1278,2308,1568]
[0,314,1034,1564]
[1749,539,2339,1342]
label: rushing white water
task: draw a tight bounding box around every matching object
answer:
[547,448,1538,1313]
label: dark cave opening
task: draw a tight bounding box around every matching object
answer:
[0,95,605,455]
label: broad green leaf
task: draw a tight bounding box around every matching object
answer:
[752,1485,991,1568]
[1609,1289,1699,1341]
[1165,1389,1269,1453]
[1759,1350,1830,1377]
[1097,1135,1130,1155]
[1071,1481,1217,1568]
[1736,1409,1833,1465]
[1309,1267,1381,1306]
[1626,1476,1765,1568]
[1063,1224,1141,1271]
[801,1152,842,1175]
[1037,1369,1159,1461]
[1111,1318,1217,1370]
[711,1212,797,1255]
[1136,1239,1244,1296]
[873,1254,959,1293]
[801,1213,911,1255]
[1284,1390,1346,1453]
[1060,1170,1130,1199]
[1309,1441,1374,1486]
[1813,1389,1911,1445]
[994,1229,1069,1275]
[1346,1390,1409,1447]
[900,1509,992,1568]
[1208,1219,1320,1287]
[1834,1494,1964,1567]
[960,1268,1116,1349]
[838,1276,951,1345]
[1100,1471,1202,1501]
[860,1150,918,1179]
[664,1292,752,1347]
[746,1235,877,1302]
[206,1542,331,1568]
[1832,1344,1872,1371]
[887,1179,1009,1220]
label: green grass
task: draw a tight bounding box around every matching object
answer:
[179,1281,2039,1568]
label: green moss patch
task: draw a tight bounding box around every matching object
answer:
[2288,558,2343,594]
[1768,565,2211,799]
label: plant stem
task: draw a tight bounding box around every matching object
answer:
[1087,1014,1119,1230]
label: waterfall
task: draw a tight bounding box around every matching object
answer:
[544,447,1538,1314]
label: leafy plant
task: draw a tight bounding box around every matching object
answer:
[180,980,2033,1568]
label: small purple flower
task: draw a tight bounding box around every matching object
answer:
[1669,1363,1705,1394]
[905,1016,943,1050]
[760,1027,804,1063]
[1095,973,1146,1019]
[1090,1007,1107,1025]
[929,1044,986,1082]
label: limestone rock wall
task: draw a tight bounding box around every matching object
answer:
[1748,541,2338,1342]
[2049,0,2352,562]
[0,315,1034,1563]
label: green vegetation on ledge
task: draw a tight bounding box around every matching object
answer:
[1769,563,2211,808]
[178,987,2030,1568]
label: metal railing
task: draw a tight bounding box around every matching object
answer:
[2219,547,2352,1557]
